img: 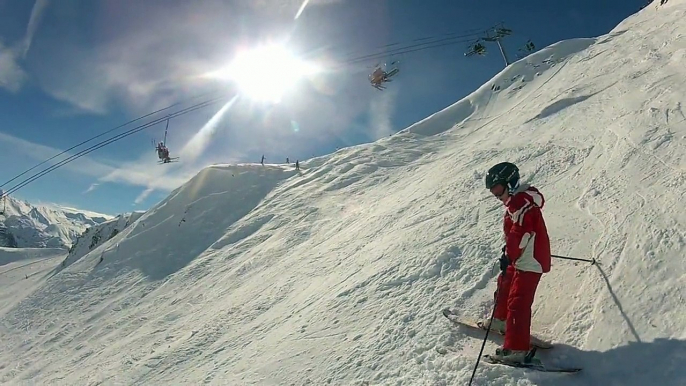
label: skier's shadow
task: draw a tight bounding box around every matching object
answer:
[446,319,686,384]
[528,338,686,385]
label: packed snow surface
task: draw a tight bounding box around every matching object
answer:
[1,2,685,385]
[0,247,66,319]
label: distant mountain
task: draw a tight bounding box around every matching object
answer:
[0,195,112,249]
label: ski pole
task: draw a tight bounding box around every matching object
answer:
[469,269,504,386]
[552,254,598,265]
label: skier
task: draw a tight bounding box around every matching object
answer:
[482,162,551,365]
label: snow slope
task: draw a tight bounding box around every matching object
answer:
[1,3,686,385]
[0,195,112,249]
[0,247,66,317]
[63,211,145,268]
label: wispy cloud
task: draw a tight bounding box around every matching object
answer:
[0,0,50,93]
[21,0,50,58]
[83,183,100,194]
[368,87,397,140]
[29,1,235,114]
[293,0,347,20]
[110,151,240,206]
[98,160,190,191]
[134,187,155,205]
[0,41,27,92]
[0,131,191,201]
[0,131,116,180]
[179,96,238,163]
[294,0,311,19]
[26,0,357,119]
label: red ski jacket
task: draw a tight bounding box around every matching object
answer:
[503,184,551,273]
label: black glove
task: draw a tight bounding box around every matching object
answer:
[499,253,510,274]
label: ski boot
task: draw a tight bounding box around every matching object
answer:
[492,346,542,366]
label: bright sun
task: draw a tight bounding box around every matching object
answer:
[212,44,319,103]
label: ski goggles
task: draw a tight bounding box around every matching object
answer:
[490,184,507,199]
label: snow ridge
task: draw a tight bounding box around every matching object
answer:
[60,211,145,269]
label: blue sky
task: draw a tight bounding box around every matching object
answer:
[0,0,645,215]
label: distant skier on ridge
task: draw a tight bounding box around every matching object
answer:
[482,161,551,365]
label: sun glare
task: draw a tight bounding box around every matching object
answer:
[215,44,319,103]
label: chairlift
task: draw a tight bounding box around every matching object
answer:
[368,60,401,90]
[153,119,179,164]
[465,41,487,57]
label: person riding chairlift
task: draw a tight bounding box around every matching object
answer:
[371,67,386,82]
[156,142,170,162]
[369,68,388,90]
[369,67,387,88]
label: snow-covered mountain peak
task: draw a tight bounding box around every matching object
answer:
[0,195,112,248]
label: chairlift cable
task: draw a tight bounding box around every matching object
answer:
[1,25,514,196]
[2,97,225,198]
[0,89,223,189]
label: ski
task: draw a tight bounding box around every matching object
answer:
[386,68,400,78]
[158,157,180,164]
[483,355,582,373]
[441,308,553,349]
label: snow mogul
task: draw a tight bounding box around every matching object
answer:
[483,161,551,365]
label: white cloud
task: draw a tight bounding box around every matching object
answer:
[0,41,27,92]
[0,131,189,200]
[98,160,189,191]
[21,0,50,58]
[0,131,115,179]
[29,1,231,114]
[368,87,397,140]
[26,0,359,120]
[179,96,238,163]
[83,183,99,194]
[0,0,50,93]
[134,187,155,205]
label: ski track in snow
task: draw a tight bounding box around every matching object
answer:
[1,3,686,386]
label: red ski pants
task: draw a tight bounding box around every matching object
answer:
[493,265,542,351]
